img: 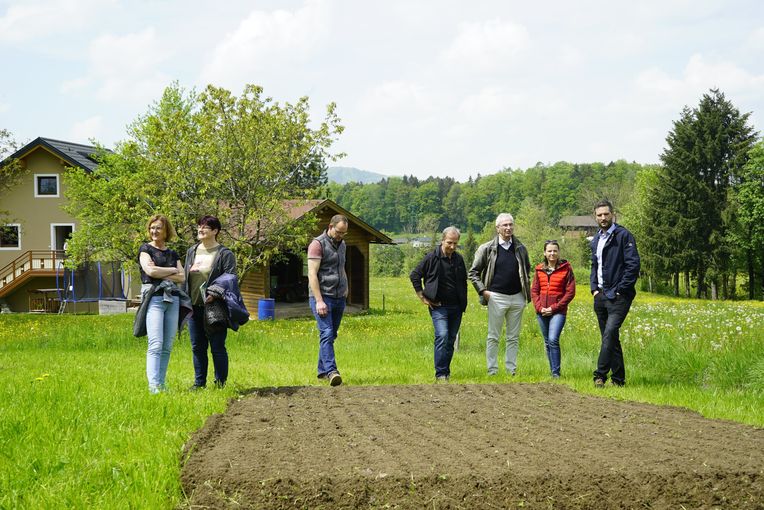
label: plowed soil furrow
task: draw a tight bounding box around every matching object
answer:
[181,384,764,509]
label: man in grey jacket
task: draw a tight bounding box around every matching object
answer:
[468,213,531,375]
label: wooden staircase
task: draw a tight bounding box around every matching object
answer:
[0,251,65,298]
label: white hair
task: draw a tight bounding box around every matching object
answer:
[442,226,461,239]
[495,213,514,226]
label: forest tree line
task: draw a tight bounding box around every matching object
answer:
[327,90,764,301]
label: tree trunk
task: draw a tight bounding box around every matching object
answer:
[684,272,691,298]
[721,274,728,300]
[711,280,718,300]
[730,271,737,300]
[673,272,679,296]
[749,251,755,300]
[697,264,706,299]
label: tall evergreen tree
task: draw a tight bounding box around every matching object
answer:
[650,89,757,298]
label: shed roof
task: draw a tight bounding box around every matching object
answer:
[559,215,598,228]
[285,199,393,244]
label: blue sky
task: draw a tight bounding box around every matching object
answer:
[1,0,763,181]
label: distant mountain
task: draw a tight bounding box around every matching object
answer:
[327,166,388,184]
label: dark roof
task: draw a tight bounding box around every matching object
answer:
[559,215,598,228]
[5,137,107,172]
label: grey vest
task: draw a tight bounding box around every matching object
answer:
[309,231,348,299]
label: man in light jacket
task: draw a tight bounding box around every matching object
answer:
[468,213,531,376]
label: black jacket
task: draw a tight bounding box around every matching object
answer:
[589,224,641,299]
[409,246,468,313]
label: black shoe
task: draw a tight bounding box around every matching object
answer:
[594,378,605,388]
[328,372,342,386]
[188,384,206,391]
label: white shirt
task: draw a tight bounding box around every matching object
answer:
[596,224,617,288]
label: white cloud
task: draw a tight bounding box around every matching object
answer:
[357,80,435,115]
[0,0,113,43]
[61,27,172,104]
[441,19,529,71]
[458,87,524,116]
[747,27,764,50]
[608,54,764,116]
[200,0,330,89]
[69,115,103,142]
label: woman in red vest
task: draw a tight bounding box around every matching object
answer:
[531,240,576,378]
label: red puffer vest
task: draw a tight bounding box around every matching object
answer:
[530,260,576,315]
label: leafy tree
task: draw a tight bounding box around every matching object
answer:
[64,83,343,279]
[513,197,560,267]
[736,139,764,299]
[462,229,478,268]
[622,165,664,292]
[370,244,405,277]
[0,129,24,223]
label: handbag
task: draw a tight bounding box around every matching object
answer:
[203,298,228,334]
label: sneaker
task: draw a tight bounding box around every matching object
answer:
[328,372,342,386]
[317,373,328,380]
[594,378,605,388]
[436,375,449,383]
[188,384,205,391]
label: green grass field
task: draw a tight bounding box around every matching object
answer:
[1,276,763,508]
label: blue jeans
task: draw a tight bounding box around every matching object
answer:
[146,294,179,393]
[310,296,345,377]
[536,313,567,377]
[430,304,463,378]
[593,293,633,385]
[188,305,229,387]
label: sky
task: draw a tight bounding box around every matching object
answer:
[1,0,763,181]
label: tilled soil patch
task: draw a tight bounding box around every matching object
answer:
[181,384,763,509]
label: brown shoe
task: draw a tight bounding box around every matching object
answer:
[594,378,605,388]
[329,372,342,386]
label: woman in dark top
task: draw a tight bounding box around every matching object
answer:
[138,214,185,393]
[183,215,237,389]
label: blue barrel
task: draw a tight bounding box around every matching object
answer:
[257,298,275,320]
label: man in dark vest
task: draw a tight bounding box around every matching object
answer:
[410,226,468,382]
[469,213,532,376]
[307,214,349,386]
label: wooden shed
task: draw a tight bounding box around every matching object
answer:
[240,199,392,318]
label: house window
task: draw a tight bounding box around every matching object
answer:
[0,224,20,250]
[35,174,60,197]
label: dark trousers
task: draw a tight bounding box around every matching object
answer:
[188,305,229,387]
[593,294,633,385]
